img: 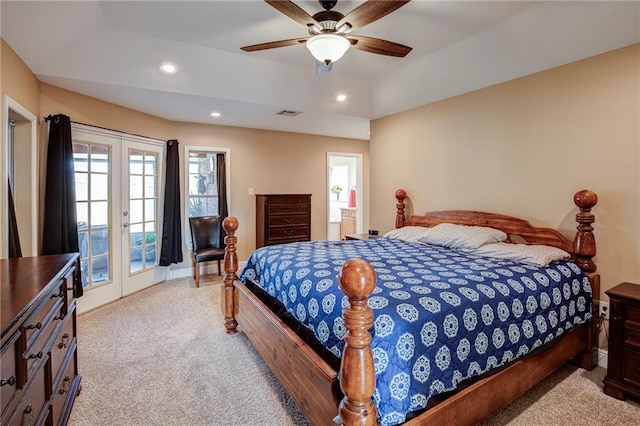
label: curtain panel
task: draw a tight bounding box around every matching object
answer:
[42,114,83,297]
[216,153,228,247]
[8,179,22,258]
[159,139,183,266]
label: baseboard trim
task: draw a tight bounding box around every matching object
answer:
[597,348,608,369]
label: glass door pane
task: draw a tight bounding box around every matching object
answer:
[128,150,159,274]
[73,143,111,289]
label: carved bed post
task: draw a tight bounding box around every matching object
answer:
[222,216,239,334]
[395,189,407,229]
[338,259,377,426]
[573,189,598,273]
[572,189,599,369]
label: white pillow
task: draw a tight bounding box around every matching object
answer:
[417,223,507,250]
[383,226,430,243]
[470,242,571,267]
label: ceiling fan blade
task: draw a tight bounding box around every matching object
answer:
[337,0,411,33]
[347,35,412,57]
[265,0,319,27]
[241,38,309,52]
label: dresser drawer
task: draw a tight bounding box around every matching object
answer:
[622,349,640,388]
[267,215,308,227]
[51,346,77,423]
[341,208,357,218]
[264,195,310,206]
[268,205,309,216]
[626,326,640,350]
[1,331,20,416]
[22,289,62,350]
[268,227,310,240]
[23,300,64,379]
[267,236,310,246]
[5,362,47,426]
[49,313,75,384]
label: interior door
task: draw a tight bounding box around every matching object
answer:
[72,124,165,313]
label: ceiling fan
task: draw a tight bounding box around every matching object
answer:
[241,0,412,72]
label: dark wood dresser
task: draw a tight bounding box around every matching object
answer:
[256,194,311,248]
[1,254,82,425]
[603,282,640,401]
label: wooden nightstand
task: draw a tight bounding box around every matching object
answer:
[603,282,640,401]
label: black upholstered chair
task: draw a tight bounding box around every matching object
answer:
[189,216,225,287]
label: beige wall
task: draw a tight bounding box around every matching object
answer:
[173,123,369,260]
[1,40,41,258]
[35,70,369,265]
[1,40,40,115]
[370,44,640,303]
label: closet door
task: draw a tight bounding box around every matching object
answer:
[72,125,165,313]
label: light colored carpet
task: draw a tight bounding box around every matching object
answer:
[69,276,640,426]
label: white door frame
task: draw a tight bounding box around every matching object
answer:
[72,123,166,313]
[326,152,363,240]
[1,95,38,258]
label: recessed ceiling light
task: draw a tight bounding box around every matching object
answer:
[336,94,347,102]
[159,61,178,74]
[210,112,221,117]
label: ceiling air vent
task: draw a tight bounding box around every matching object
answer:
[277,110,302,117]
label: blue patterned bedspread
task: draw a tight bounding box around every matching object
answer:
[239,238,592,426]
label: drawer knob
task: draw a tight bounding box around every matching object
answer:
[0,376,16,387]
[28,351,43,360]
[58,333,70,349]
[283,218,293,224]
[55,312,66,321]
[59,376,71,395]
[283,230,293,236]
[26,322,42,330]
[23,404,34,426]
[51,289,64,299]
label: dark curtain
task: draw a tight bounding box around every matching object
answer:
[159,139,183,266]
[8,179,22,258]
[216,153,228,247]
[42,114,83,297]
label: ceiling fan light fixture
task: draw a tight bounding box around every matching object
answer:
[306,34,350,65]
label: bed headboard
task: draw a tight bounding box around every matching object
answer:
[394,188,598,273]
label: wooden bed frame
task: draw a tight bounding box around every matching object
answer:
[221,189,599,426]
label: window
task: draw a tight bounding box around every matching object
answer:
[184,147,230,246]
[187,150,219,217]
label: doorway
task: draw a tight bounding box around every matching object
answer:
[327,153,363,240]
[1,96,38,258]
[72,124,165,313]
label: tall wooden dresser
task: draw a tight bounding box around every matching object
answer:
[603,282,640,401]
[1,254,82,426]
[256,194,311,248]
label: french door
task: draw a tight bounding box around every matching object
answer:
[72,124,165,314]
